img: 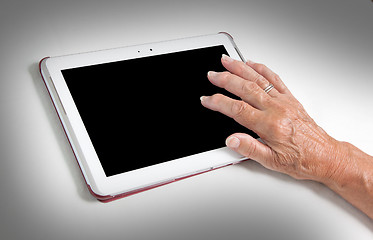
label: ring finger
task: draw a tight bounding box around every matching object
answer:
[221,54,279,97]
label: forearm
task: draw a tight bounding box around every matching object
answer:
[323,141,373,219]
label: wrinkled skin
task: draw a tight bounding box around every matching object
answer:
[201,54,373,220]
[201,54,349,184]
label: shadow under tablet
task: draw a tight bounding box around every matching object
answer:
[62,45,258,177]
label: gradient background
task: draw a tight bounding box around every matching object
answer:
[1,0,372,239]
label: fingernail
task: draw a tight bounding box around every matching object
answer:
[200,96,209,102]
[246,59,255,65]
[226,136,240,148]
[207,71,218,78]
[222,54,233,63]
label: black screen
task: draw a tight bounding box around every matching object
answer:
[62,45,257,177]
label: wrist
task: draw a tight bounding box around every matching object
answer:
[321,141,352,189]
[320,141,373,219]
[321,141,371,193]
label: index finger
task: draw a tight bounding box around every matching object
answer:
[200,93,262,131]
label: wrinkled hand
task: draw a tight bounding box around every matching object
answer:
[201,54,347,182]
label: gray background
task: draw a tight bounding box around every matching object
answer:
[1,0,373,239]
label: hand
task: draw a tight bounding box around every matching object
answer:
[201,54,373,220]
[200,54,347,182]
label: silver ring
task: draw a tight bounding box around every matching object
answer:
[263,83,274,94]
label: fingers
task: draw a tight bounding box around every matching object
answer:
[221,54,280,97]
[207,70,271,110]
[245,60,289,94]
[200,94,261,130]
[225,133,274,167]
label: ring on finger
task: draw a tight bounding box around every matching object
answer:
[263,83,274,94]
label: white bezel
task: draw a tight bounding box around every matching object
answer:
[41,33,247,197]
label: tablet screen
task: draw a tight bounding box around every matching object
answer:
[62,45,257,177]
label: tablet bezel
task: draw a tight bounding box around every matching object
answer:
[41,33,247,197]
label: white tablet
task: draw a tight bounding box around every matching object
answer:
[39,32,257,202]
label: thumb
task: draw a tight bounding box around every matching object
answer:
[226,133,273,166]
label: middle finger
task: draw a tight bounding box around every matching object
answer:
[207,71,270,110]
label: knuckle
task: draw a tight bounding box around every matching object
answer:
[278,118,294,135]
[274,73,281,82]
[268,117,294,138]
[236,62,247,76]
[243,140,257,157]
[231,101,248,119]
[254,63,266,73]
[210,93,224,105]
[271,74,280,86]
[219,72,231,86]
[258,77,268,87]
[241,81,256,94]
[253,73,265,85]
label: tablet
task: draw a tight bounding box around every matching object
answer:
[39,32,258,202]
